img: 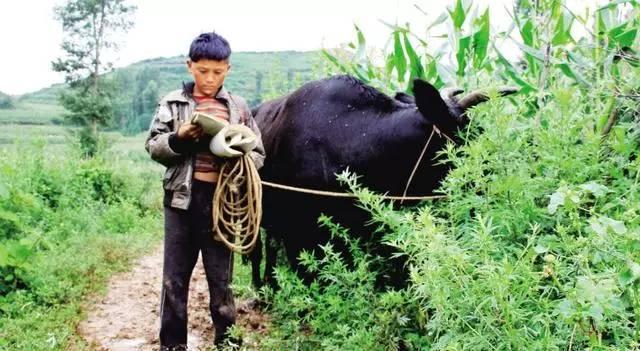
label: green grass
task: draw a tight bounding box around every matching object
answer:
[0,222,162,350]
[0,124,71,145]
[105,131,148,154]
[0,136,165,350]
[258,0,640,349]
[0,102,65,125]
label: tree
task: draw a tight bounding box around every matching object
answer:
[0,91,15,109]
[112,67,160,134]
[137,80,158,131]
[131,67,159,117]
[52,0,135,156]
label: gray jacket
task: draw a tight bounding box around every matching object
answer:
[145,83,265,209]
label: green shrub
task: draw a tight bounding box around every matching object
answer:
[0,138,163,349]
[102,201,140,234]
[262,1,640,349]
[263,215,412,351]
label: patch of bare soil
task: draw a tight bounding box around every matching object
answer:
[78,246,269,350]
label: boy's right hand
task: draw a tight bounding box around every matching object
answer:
[177,122,204,140]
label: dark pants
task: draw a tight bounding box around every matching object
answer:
[160,179,236,347]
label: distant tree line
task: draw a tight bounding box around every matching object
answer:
[111,67,160,135]
[0,92,14,109]
[109,65,314,135]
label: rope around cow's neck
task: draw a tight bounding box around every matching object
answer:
[257,125,452,202]
[260,181,446,200]
[400,125,453,204]
[211,125,452,254]
[212,154,263,255]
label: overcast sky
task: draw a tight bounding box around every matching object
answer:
[0,0,607,95]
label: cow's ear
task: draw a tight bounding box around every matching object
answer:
[412,79,454,131]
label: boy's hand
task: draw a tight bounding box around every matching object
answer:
[177,122,204,140]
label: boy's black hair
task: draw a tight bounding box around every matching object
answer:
[188,32,231,62]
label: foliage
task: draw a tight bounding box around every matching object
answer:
[0,92,14,110]
[58,79,116,155]
[52,0,136,156]
[52,0,136,84]
[0,139,163,349]
[264,1,640,350]
[260,215,411,351]
[323,0,639,98]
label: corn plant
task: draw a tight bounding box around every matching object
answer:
[265,1,640,350]
[324,0,638,99]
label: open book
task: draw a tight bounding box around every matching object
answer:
[191,111,258,157]
[191,111,230,136]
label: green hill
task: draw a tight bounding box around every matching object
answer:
[0,85,65,125]
[107,50,323,133]
[117,50,321,103]
[20,50,321,105]
[0,50,323,136]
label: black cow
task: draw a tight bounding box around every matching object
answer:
[249,75,514,288]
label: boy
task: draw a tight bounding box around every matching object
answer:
[145,32,265,351]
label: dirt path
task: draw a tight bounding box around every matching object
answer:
[78,245,269,350]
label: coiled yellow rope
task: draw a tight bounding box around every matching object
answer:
[211,154,262,255]
[211,124,450,254]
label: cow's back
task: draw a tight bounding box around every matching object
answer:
[251,76,413,286]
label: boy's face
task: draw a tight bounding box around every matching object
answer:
[187,59,230,97]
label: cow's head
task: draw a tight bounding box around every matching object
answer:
[369,79,517,196]
[412,79,518,137]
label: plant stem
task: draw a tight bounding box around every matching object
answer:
[568,322,577,351]
[600,95,619,138]
[535,42,552,127]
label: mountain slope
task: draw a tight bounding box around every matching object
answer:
[1,50,322,133]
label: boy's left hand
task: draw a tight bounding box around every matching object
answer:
[177,122,204,140]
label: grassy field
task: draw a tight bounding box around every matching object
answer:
[0,89,271,348]
[0,124,70,145]
[0,46,320,350]
[3,1,638,347]
[0,102,65,125]
[0,129,268,350]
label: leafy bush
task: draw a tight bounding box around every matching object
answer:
[262,215,412,351]
[263,1,640,350]
[0,139,163,349]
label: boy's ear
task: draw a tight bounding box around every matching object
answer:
[186,59,193,71]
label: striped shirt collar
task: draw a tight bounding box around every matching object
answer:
[163,81,231,103]
[179,81,231,102]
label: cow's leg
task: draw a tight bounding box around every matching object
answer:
[248,231,263,289]
[264,231,279,290]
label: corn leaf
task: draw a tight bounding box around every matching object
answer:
[472,9,490,69]
[403,32,425,80]
[449,0,467,30]
[456,35,472,77]
[393,31,407,82]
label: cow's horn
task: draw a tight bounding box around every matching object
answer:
[442,87,464,101]
[458,87,519,110]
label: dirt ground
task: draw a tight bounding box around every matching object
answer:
[77,246,270,351]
